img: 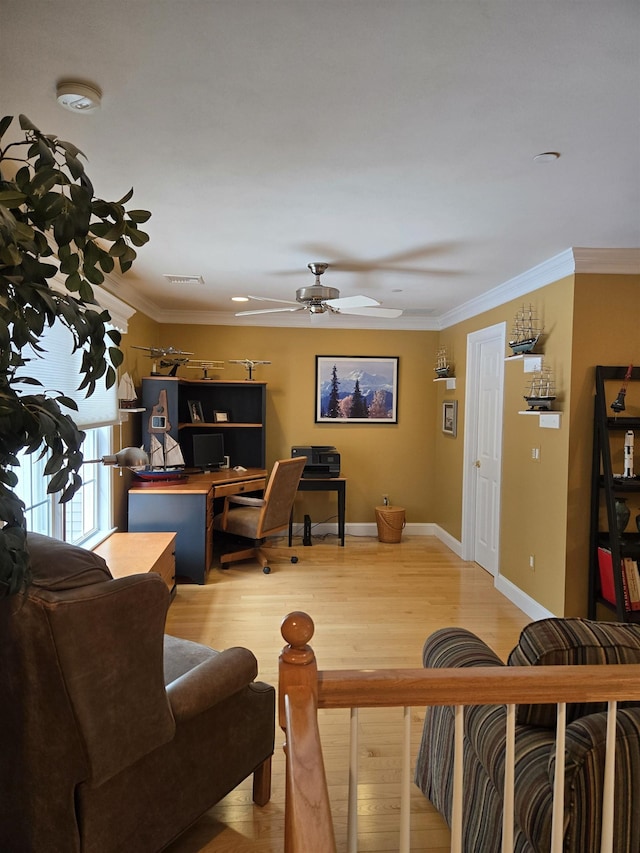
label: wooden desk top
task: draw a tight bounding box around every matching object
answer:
[128,468,267,495]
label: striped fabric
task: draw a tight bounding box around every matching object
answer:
[414,621,640,853]
[509,618,640,727]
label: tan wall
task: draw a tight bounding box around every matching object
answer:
[120,322,439,526]
[435,277,575,615]
[566,274,640,616]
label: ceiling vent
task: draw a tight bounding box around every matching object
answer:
[163,274,205,286]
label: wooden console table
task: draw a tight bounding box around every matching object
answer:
[94,531,177,592]
[128,468,267,584]
[288,477,346,547]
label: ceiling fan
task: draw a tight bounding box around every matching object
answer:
[236,263,403,319]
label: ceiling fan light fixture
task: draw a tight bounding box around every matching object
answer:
[56,81,102,113]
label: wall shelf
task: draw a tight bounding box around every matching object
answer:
[505,354,543,372]
[433,377,456,390]
[517,411,562,428]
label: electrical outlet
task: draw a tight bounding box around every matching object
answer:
[529,555,535,571]
[382,494,389,506]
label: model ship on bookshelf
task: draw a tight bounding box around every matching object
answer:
[508,304,543,355]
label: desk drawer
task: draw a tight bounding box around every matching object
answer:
[215,478,266,498]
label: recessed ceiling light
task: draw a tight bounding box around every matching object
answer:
[163,274,205,286]
[56,81,102,113]
[533,152,561,163]
[232,296,249,302]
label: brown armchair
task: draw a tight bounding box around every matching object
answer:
[214,455,306,573]
[0,533,275,853]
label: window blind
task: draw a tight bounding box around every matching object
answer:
[18,321,118,429]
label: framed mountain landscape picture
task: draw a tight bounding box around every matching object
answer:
[315,356,399,423]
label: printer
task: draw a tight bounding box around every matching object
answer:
[291,445,340,478]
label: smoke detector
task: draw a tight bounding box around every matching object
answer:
[56,81,102,113]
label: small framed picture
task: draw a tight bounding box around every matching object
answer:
[442,400,458,437]
[214,410,229,423]
[188,400,204,423]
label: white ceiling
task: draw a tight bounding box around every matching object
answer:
[3,1,639,330]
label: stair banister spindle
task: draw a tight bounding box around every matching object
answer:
[550,703,566,853]
[399,706,411,852]
[501,704,516,853]
[600,701,617,853]
[348,708,358,852]
[451,705,464,853]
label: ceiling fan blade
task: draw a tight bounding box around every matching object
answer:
[325,294,380,309]
[235,306,303,316]
[338,306,404,318]
[247,294,301,306]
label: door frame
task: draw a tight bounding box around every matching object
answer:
[461,322,506,571]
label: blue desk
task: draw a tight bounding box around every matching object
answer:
[288,477,346,547]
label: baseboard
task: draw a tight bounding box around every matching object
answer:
[495,574,556,621]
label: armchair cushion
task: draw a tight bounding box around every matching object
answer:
[508,618,640,727]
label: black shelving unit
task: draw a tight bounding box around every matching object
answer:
[177,378,266,469]
[588,365,640,622]
[141,377,266,470]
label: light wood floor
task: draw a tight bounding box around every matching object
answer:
[164,534,530,852]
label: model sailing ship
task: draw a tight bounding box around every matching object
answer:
[434,347,452,378]
[509,304,543,355]
[523,367,556,410]
[135,434,187,481]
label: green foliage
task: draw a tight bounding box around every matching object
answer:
[0,114,150,596]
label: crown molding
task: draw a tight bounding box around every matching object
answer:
[101,247,640,332]
[438,247,640,329]
[572,247,640,274]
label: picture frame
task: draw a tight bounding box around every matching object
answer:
[315,356,399,423]
[213,410,229,423]
[188,400,204,423]
[442,399,458,436]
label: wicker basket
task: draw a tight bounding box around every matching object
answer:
[375,506,406,543]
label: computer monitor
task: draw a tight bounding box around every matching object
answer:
[192,433,225,470]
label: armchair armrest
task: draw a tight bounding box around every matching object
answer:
[422,627,506,669]
[166,646,259,722]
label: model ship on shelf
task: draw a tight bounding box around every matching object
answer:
[509,304,543,355]
[134,434,187,481]
[434,347,453,378]
[524,367,556,410]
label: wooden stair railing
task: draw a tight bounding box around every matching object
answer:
[279,611,640,853]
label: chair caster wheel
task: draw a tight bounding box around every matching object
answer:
[291,556,298,564]
[263,566,271,574]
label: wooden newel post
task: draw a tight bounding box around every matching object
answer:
[279,611,336,852]
[279,610,317,731]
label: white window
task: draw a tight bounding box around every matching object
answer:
[13,283,135,548]
[15,426,113,548]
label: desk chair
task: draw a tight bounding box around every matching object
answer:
[214,456,306,573]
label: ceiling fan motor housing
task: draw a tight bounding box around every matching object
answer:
[296,284,340,312]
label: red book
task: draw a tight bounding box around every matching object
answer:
[597,547,630,609]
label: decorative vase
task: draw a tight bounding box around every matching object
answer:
[615,497,630,533]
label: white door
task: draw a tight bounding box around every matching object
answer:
[462,323,505,575]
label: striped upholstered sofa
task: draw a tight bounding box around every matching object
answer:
[415,618,640,852]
